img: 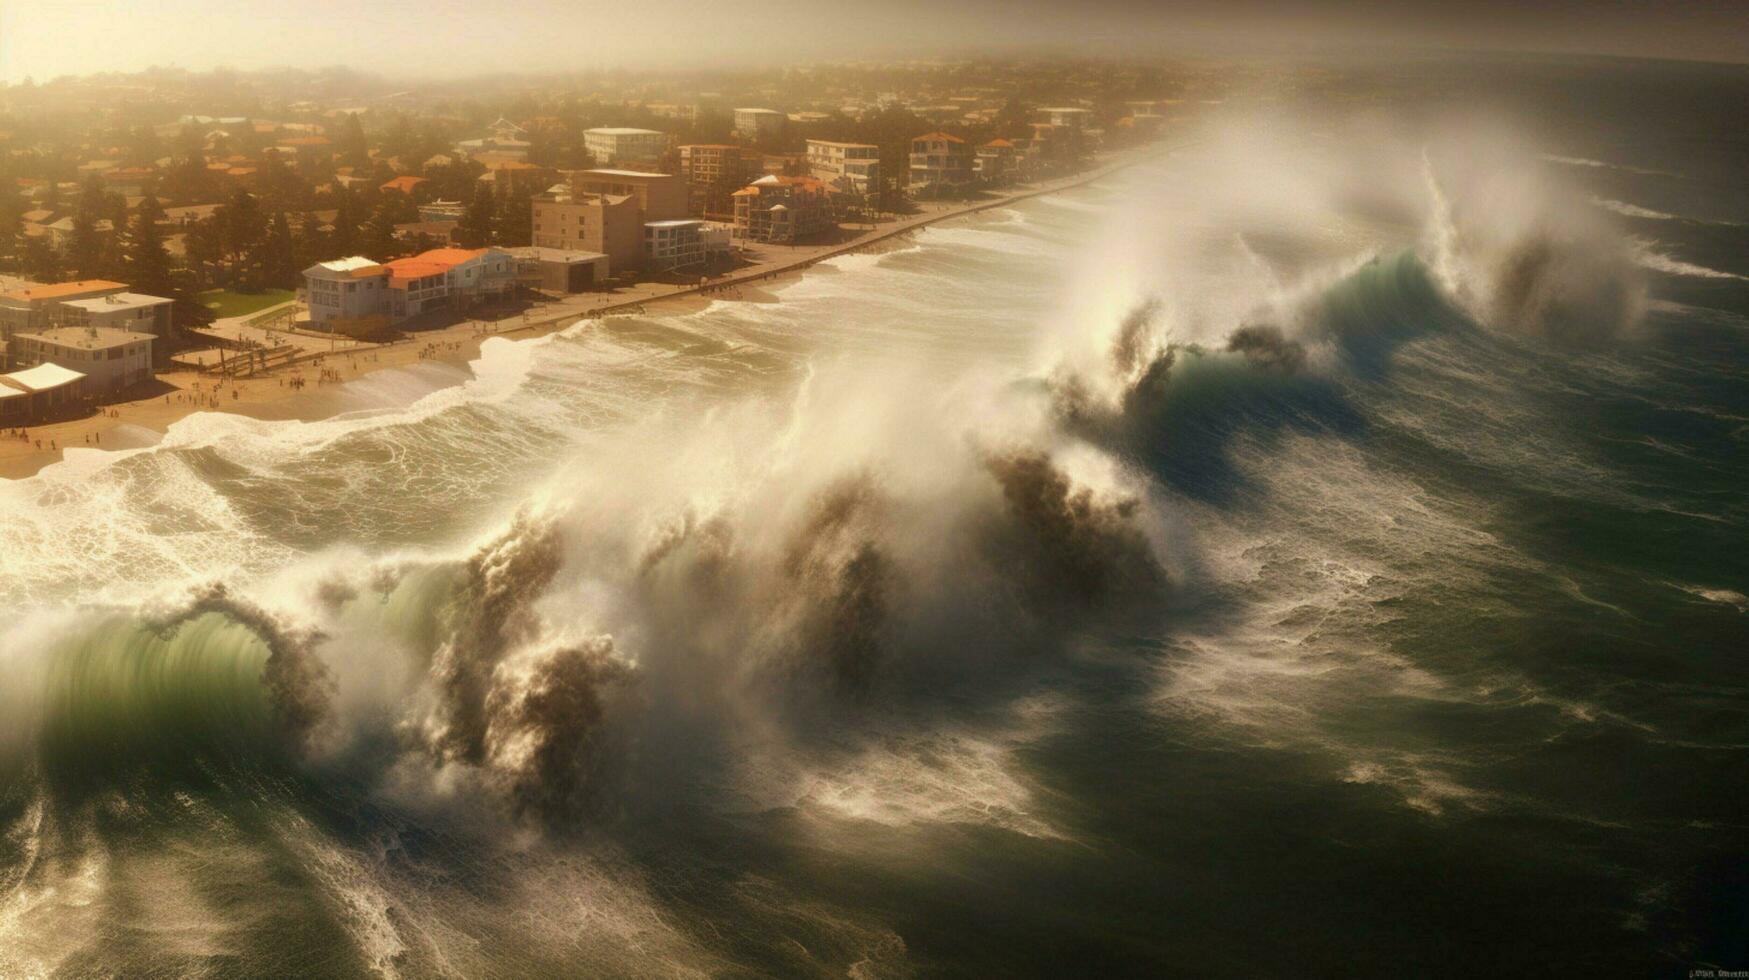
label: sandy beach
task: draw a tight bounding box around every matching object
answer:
[0,142,1165,480]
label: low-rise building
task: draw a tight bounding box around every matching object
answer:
[383,247,516,321]
[56,292,175,363]
[643,220,731,272]
[302,256,390,330]
[1041,107,1092,132]
[975,139,1019,184]
[507,246,611,293]
[0,362,86,422]
[0,280,129,351]
[731,174,835,244]
[733,108,785,144]
[806,140,881,203]
[582,128,669,167]
[10,326,153,395]
[908,132,973,195]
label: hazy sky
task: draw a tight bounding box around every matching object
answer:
[2,0,1746,82]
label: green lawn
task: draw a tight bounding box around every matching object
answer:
[198,288,296,319]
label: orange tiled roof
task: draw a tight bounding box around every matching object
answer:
[414,247,486,266]
[385,258,449,282]
[3,279,126,302]
[381,175,427,192]
[982,138,1015,148]
[913,132,965,144]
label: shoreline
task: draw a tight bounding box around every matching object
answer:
[0,141,1170,481]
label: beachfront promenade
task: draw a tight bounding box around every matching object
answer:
[0,141,1176,479]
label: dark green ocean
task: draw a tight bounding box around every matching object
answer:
[2,55,1745,977]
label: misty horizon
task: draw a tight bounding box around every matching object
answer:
[4,0,1748,84]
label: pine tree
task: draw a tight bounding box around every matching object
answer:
[455,185,495,248]
[496,185,533,246]
[0,182,22,272]
[70,175,107,277]
[331,190,360,257]
[69,213,104,278]
[363,203,399,259]
[215,189,266,286]
[23,235,62,282]
[338,113,369,169]
[293,211,326,267]
[261,210,299,288]
[125,194,175,298]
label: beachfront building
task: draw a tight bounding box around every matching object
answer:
[908,133,974,196]
[733,108,785,144]
[806,140,881,204]
[582,128,669,167]
[0,363,86,423]
[507,246,611,293]
[730,175,835,245]
[10,327,153,395]
[382,247,517,321]
[0,280,128,350]
[643,220,731,273]
[1041,107,1093,132]
[532,187,644,273]
[573,170,689,222]
[56,292,176,363]
[302,257,391,330]
[678,144,758,215]
[975,139,1019,184]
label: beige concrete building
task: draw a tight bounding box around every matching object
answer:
[573,170,689,222]
[731,175,835,244]
[532,188,644,274]
[909,132,973,195]
[582,128,669,167]
[806,140,881,203]
[507,247,611,293]
[678,144,758,215]
[733,108,785,144]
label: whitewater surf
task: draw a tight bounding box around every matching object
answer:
[5,88,1748,977]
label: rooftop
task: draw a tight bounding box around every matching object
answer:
[1,362,85,393]
[314,256,384,273]
[584,127,665,137]
[582,169,672,179]
[2,280,126,303]
[16,326,154,350]
[60,291,173,312]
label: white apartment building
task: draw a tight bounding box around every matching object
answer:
[302,256,390,327]
[644,220,729,272]
[583,128,670,166]
[733,108,785,143]
[57,292,175,357]
[1041,107,1092,131]
[10,326,154,395]
[805,140,881,201]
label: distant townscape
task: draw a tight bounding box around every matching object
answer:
[0,60,1203,428]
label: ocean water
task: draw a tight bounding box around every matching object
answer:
[3,58,1747,978]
